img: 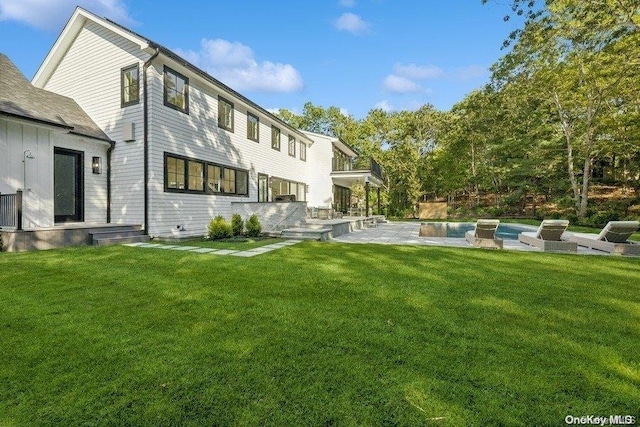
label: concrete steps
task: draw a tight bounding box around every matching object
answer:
[91,226,149,246]
[281,228,333,241]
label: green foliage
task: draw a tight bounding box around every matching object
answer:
[207,215,232,240]
[245,214,262,237]
[231,213,244,237]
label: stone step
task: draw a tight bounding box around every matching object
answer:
[281,228,333,241]
[93,234,150,246]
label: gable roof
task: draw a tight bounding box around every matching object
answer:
[33,7,312,145]
[0,53,111,142]
[302,130,358,157]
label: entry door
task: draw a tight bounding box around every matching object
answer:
[54,148,84,223]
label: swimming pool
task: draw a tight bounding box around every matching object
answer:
[419,222,533,240]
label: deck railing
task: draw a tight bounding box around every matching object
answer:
[0,191,22,230]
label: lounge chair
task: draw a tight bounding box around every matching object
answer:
[465,219,503,249]
[565,221,639,255]
[518,219,577,253]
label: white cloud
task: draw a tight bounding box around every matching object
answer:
[374,100,394,112]
[383,75,423,94]
[176,38,304,93]
[393,63,444,80]
[334,13,370,35]
[338,0,356,7]
[0,0,136,31]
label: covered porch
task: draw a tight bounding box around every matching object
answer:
[330,157,386,217]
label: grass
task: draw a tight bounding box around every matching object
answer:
[1,242,639,425]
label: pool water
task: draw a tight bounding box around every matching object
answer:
[419,222,531,240]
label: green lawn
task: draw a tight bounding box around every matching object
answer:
[1,243,639,426]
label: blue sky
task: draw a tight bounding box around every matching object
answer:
[0,0,521,118]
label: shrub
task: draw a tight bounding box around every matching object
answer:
[231,213,244,236]
[0,229,3,252]
[207,215,232,240]
[245,214,262,237]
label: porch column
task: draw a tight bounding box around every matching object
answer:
[365,181,370,216]
[377,187,381,215]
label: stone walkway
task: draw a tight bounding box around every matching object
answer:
[332,222,611,255]
[123,239,302,257]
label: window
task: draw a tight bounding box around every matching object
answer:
[166,153,248,196]
[236,170,248,195]
[271,126,280,151]
[270,177,306,201]
[121,64,139,107]
[164,66,188,113]
[165,154,204,192]
[188,160,204,192]
[207,165,222,193]
[218,97,234,132]
[332,147,351,171]
[166,155,186,190]
[258,174,268,202]
[247,113,259,142]
[223,168,235,194]
[299,141,306,161]
[288,135,296,157]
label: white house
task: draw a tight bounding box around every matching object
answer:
[0,7,384,250]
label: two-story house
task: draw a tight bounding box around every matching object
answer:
[0,7,384,251]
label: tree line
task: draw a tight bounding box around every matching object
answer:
[277,0,640,223]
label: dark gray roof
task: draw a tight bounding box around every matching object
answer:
[0,53,111,142]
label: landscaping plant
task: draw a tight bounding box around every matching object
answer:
[207,215,232,240]
[245,214,262,237]
[231,213,244,237]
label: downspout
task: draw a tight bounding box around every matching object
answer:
[106,140,115,223]
[143,47,160,235]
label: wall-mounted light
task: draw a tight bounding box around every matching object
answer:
[92,156,102,174]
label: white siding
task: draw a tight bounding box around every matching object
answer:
[146,60,313,237]
[302,134,336,208]
[0,118,108,228]
[43,20,147,226]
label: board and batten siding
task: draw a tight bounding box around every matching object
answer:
[146,58,312,237]
[42,20,148,226]
[0,118,108,228]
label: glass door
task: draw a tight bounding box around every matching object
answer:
[54,148,84,223]
[258,173,268,202]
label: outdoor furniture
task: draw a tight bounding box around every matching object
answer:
[317,207,333,220]
[518,219,577,253]
[564,221,640,255]
[465,219,503,249]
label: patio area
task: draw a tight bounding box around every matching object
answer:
[331,221,617,255]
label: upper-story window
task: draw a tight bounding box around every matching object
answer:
[163,66,189,114]
[247,112,259,142]
[288,135,296,157]
[121,64,139,107]
[299,141,306,161]
[332,147,352,171]
[271,126,281,151]
[218,97,234,132]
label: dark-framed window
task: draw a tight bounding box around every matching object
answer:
[218,97,234,132]
[299,141,306,161]
[271,126,281,151]
[121,64,139,107]
[163,66,189,114]
[247,112,259,142]
[288,135,296,157]
[270,176,306,202]
[165,154,203,192]
[164,152,248,196]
